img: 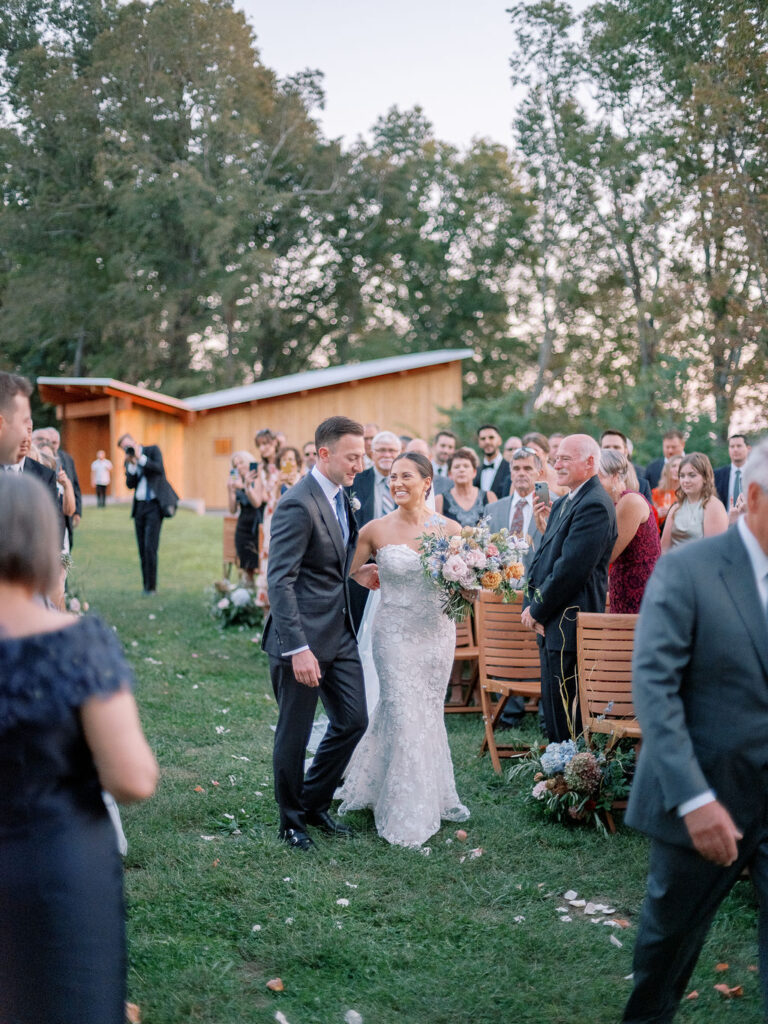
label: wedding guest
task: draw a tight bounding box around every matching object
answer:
[35,427,82,549]
[714,433,751,510]
[503,436,524,462]
[474,424,510,497]
[90,449,113,507]
[362,422,380,469]
[651,455,683,528]
[523,431,566,497]
[645,428,685,489]
[600,429,653,501]
[227,450,260,587]
[253,429,281,608]
[0,473,158,1024]
[660,453,728,552]
[598,449,660,613]
[548,433,564,463]
[277,446,303,493]
[436,447,498,526]
[302,440,317,471]
[431,430,457,489]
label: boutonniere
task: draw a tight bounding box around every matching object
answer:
[349,492,361,513]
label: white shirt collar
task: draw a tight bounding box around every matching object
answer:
[567,478,590,500]
[737,515,768,595]
[311,463,342,501]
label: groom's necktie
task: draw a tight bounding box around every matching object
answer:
[334,488,349,546]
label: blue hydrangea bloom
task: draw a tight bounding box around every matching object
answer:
[540,739,578,775]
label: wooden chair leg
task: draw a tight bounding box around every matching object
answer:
[479,685,503,774]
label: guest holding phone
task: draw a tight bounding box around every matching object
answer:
[227,450,260,587]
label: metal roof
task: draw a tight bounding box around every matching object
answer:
[184,349,474,411]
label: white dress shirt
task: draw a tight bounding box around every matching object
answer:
[479,454,502,493]
[125,449,155,501]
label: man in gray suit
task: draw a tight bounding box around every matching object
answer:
[622,438,768,1022]
[486,445,545,728]
[262,416,379,852]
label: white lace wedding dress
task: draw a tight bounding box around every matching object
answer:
[338,544,470,847]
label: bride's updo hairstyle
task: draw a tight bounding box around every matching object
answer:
[391,452,434,498]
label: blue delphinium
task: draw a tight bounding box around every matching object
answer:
[540,739,578,775]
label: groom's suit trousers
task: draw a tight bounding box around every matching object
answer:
[270,629,367,834]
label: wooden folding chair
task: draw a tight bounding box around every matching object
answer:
[576,612,641,742]
[222,514,239,579]
[477,591,541,773]
[444,612,481,713]
[576,611,640,832]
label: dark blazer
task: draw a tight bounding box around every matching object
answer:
[644,457,664,489]
[626,526,768,848]
[713,464,731,508]
[349,466,377,527]
[474,457,510,499]
[635,472,653,502]
[59,449,82,518]
[124,445,178,516]
[262,473,359,662]
[485,494,542,574]
[524,475,616,651]
[22,456,59,507]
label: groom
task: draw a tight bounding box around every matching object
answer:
[262,416,378,851]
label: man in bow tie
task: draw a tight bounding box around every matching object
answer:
[474,424,510,499]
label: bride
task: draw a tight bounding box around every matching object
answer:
[337,451,470,848]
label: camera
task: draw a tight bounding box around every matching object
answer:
[125,446,136,458]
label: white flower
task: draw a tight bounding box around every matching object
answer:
[230,588,251,607]
[349,495,361,512]
[532,781,547,800]
[464,547,487,569]
[217,598,230,609]
[442,555,469,582]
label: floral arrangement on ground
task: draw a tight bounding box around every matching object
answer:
[206,581,264,629]
[507,734,637,835]
[418,518,530,621]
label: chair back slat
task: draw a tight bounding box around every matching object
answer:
[577,611,641,739]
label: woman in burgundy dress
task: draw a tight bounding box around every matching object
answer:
[598,449,661,613]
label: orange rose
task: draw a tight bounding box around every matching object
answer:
[480,570,503,590]
[504,562,524,581]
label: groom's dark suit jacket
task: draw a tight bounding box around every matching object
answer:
[124,444,178,516]
[262,472,359,662]
[626,525,768,847]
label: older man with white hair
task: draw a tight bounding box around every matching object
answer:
[522,434,617,741]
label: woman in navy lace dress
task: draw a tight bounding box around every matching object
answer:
[0,474,158,1024]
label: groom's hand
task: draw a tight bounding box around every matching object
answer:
[292,649,321,688]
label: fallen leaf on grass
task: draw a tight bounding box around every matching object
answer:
[714,963,729,973]
[714,984,743,999]
[266,978,284,992]
[125,1003,141,1023]
[193,786,205,793]
[685,991,698,1000]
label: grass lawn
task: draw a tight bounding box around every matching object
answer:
[71,506,762,1024]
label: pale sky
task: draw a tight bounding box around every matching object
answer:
[236,0,520,150]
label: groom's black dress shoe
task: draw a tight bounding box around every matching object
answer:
[305,810,353,836]
[279,828,316,852]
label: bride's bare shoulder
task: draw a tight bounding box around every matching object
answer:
[426,514,461,537]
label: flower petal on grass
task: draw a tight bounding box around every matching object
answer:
[193,785,205,793]
[336,898,350,907]
[714,963,729,973]
[125,1003,141,1023]
[714,983,743,999]
[455,829,468,841]
[609,934,623,948]
[266,977,284,992]
[468,847,483,859]
[344,1012,363,1024]
[685,991,698,1000]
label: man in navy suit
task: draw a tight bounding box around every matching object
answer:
[714,433,751,510]
[263,416,378,851]
[522,435,616,742]
[600,429,653,502]
[118,433,177,594]
[622,438,768,1022]
[645,429,685,489]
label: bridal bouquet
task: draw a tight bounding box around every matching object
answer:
[418,518,530,622]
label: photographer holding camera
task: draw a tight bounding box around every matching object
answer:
[118,434,178,595]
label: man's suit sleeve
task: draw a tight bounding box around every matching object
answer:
[62,452,82,516]
[141,446,165,475]
[528,499,613,624]
[266,495,313,654]
[631,554,710,811]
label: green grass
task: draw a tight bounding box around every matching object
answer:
[71,506,762,1023]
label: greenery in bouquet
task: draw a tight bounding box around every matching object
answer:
[418,517,530,622]
[507,734,637,835]
[206,581,264,630]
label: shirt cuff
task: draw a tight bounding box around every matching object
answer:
[677,791,716,817]
[126,463,138,475]
[284,645,309,657]
[138,453,148,466]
